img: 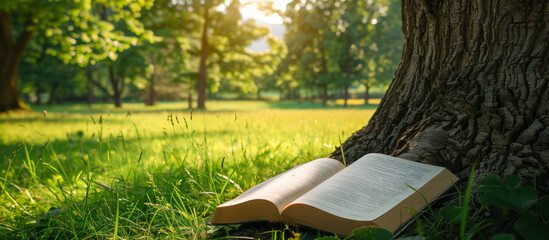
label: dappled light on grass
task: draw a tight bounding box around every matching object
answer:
[0,102,375,239]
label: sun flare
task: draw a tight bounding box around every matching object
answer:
[240,0,290,25]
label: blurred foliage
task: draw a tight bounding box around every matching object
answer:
[1,0,155,66]
[2,0,403,111]
[278,0,403,104]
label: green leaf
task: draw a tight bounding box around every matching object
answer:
[501,175,521,188]
[439,206,463,221]
[479,175,500,185]
[352,226,393,240]
[477,175,501,192]
[490,233,515,240]
[478,175,520,192]
[513,210,549,240]
[536,198,549,222]
[314,237,340,240]
[480,188,538,211]
[477,174,538,211]
[396,237,426,240]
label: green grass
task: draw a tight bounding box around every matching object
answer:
[0,100,376,239]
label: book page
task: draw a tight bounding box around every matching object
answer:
[218,158,344,212]
[285,153,444,220]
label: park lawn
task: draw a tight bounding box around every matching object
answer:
[0,100,376,239]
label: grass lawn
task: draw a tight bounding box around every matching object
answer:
[0,100,377,239]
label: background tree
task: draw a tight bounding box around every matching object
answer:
[252,36,288,100]
[331,0,549,193]
[362,0,403,104]
[281,0,398,107]
[215,35,286,99]
[281,0,337,105]
[0,0,153,112]
[185,0,270,108]
[139,0,193,106]
[91,4,155,108]
[18,31,80,105]
[332,0,368,107]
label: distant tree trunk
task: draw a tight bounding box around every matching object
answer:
[331,0,549,193]
[147,79,156,105]
[197,7,209,109]
[108,67,123,108]
[113,91,122,107]
[48,82,59,105]
[0,11,33,112]
[320,46,329,107]
[257,89,261,100]
[363,83,370,105]
[207,89,213,100]
[188,86,193,109]
[295,88,302,104]
[35,87,42,105]
[322,84,328,107]
[343,35,352,108]
[86,67,94,106]
[145,55,157,106]
[343,85,349,108]
[23,93,30,103]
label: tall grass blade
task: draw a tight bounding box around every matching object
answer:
[113,192,120,240]
[460,166,476,240]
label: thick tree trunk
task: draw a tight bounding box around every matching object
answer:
[197,7,209,109]
[0,11,32,112]
[331,0,549,193]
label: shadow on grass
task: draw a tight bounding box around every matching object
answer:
[0,121,238,176]
[14,100,380,115]
[214,222,340,240]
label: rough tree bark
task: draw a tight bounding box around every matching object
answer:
[331,0,549,193]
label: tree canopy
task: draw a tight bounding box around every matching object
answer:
[1,0,403,111]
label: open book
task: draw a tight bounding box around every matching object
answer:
[212,153,458,236]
